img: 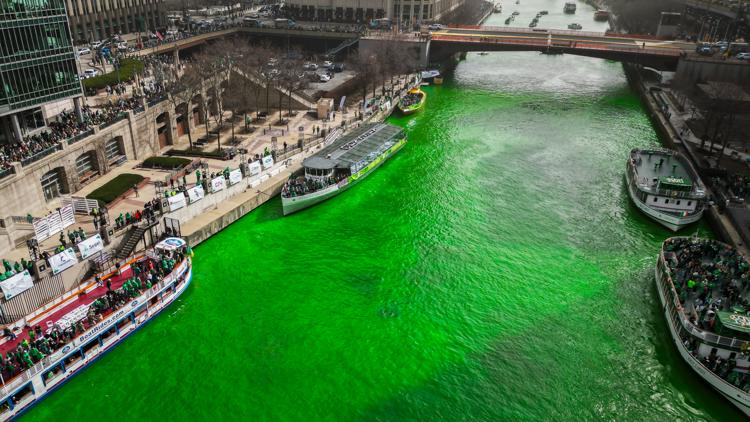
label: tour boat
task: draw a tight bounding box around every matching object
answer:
[511,10,519,15]
[563,2,576,13]
[493,4,502,13]
[539,10,548,15]
[281,123,407,215]
[397,88,427,115]
[625,148,706,231]
[0,237,193,420]
[594,10,610,21]
[505,16,514,25]
[656,237,750,416]
[568,23,582,30]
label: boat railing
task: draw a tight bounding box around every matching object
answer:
[656,249,749,352]
[0,262,185,398]
[663,290,750,401]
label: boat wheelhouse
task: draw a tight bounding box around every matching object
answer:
[625,148,706,231]
[563,2,576,13]
[281,123,407,215]
[0,237,192,420]
[656,237,750,416]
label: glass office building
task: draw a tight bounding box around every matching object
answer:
[0,0,82,116]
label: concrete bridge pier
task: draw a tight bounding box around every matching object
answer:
[358,37,431,69]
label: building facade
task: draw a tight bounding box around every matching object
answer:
[284,0,465,25]
[0,0,83,146]
[66,0,166,43]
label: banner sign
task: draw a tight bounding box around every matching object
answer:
[168,194,187,211]
[339,96,346,111]
[229,169,243,185]
[33,218,50,242]
[78,234,104,259]
[60,204,75,229]
[211,176,226,193]
[0,270,33,299]
[47,212,63,238]
[49,248,79,275]
[187,185,204,203]
[261,154,274,169]
[248,161,261,176]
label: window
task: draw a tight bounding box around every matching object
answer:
[665,199,669,204]
[105,137,124,163]
[676,200,681,205]
[75,152,97,176]
[688,201,692,206]
[40,168,64,201]
[653,197,658,202]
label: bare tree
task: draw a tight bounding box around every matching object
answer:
[162,62,203,150]
[193,40,234,151]
[235,42,273,125]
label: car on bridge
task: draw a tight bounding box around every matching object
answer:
[428,23,444,31]
[696,44,712,56]
[736,52,750,60]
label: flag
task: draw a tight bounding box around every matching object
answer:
[155,31,164,41]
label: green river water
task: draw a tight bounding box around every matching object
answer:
[24,1,747,421]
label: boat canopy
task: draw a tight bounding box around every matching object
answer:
[303,123,404,172]
[304,156,336,170]
[715,311,750,338]
[659,176,692,191]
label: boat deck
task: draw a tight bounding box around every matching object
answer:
[304,123,404,171]
[0,266,135,356]
[663,238,750,336]
[632,150,694,188]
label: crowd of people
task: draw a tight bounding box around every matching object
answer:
[0,251,185,382]
[664,237,750,392]
[281,173,345,198]
[665,237,750,329]
[114,198,160,230]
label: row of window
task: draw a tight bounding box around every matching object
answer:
[0,22,72,60]
[0,0,66,20]
[653,197,692,206]
[0,58,79,108]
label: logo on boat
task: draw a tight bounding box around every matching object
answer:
[131,300,139,308]
[729,314,750,328]
[61,345,71,354]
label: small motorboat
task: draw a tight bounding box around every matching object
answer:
[398,88,427,115]
[568,23,582,30]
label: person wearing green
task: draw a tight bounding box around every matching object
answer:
[78,227,86,240]
[196,169,201,184]
[2,259,10,273]
[13,261,21,273]
[687,279,696,290]
[67,230,75,244]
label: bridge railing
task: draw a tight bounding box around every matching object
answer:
[445,24,605,38]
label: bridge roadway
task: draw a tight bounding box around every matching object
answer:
[429,25,696,70]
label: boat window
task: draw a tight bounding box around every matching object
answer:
[11,383,33,404]
[688,201,692,206]
[64,351,83,367]
[676,200,681,205]
[100,327,116,342]
[42,363,64,386]
[653,197,658,202]
[665,199,669,204]
[116,316,132,332]
[82,339,99,355]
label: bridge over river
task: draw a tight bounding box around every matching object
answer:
[426,26,695,71]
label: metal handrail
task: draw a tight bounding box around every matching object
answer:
[20,143,62,167]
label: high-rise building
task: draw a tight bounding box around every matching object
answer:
[284,0,466,25]
[0,0,84,144]
[67,0,166,43]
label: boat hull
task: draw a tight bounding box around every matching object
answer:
[654,260,750,417]
[282,137,407,215]
[624,172,703,231]
[4,259,193,421]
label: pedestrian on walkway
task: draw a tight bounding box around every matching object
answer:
[133,183,139,197]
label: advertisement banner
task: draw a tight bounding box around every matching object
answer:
[211,176,226,193]
[0,270,33,300]
[187,185,204,203]
[168,194,187,211]
[229,169,243,185]
[78,234,104,259]
[49,248,78,275]
[248,161,262,176]
[60,204,75,229]
[261,154,274,169]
